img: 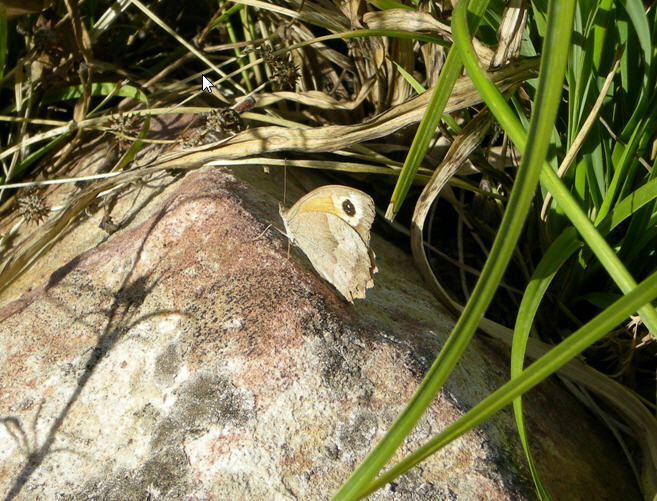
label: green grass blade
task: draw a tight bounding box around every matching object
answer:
[511,227,583,501]
[596,175,657,235]
[362,268,657,495]
[541,165,657,335]
[211,3,244,29]
[383,47,462,220]
[460,3,657,337]
[41,82,148,107]
[0,133,72,184]
[389,58,425,94]
[371,0,415,10]
[618,0,652,67]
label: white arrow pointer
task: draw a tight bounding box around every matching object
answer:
[201,75,214,93]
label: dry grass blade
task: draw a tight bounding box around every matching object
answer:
[90,0,132,43]
[63,0,93,62]
[150,59,538,169]
[362,9,451,41]
[205,157,415,177]
[128,0,245,94]
[0,177,125,295]
[0,164,184,295]
[540,49,623,220]
[491,0,527,68]
[4,62,30,189]
[252,77,375,110]
[361,8,493,68]
[283,24,354,72]
[411,108,493,315]
[234,0,350,33]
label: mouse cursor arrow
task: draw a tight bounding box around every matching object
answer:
[201,75,214,93]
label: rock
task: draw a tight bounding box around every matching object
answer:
[0,167,637,500]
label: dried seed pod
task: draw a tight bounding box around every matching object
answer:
[17,189,50,225]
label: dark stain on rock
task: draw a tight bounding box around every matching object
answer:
[76,372,255,499]
[148,372,251,453]
[337,410,378,452]
[153,344,181,388]
[175,372,250,426]
[77,447,191,500]
[387,474,448,501]
[316,341,373,405]
[150,415,181,452]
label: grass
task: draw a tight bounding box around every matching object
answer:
[1,0,656,499]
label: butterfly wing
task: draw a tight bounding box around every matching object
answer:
[282,185,375,244]
[283,211,375,302]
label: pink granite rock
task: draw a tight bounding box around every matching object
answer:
[0,168,637,500]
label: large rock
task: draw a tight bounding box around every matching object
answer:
[0,167,637,500]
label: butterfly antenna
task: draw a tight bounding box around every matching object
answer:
[283,158,287,206]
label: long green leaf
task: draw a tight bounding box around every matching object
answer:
[511,227,583,500]
[362,266,657,496]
